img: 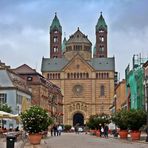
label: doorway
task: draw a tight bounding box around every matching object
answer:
[73,113,84,126]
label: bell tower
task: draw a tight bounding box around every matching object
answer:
[94,12,108,58]
[50,13,62,58]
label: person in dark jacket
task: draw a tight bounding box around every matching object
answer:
[104,123,109,138]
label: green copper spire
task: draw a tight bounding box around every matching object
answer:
[62,37,67,52]
[50,12,62,32]
[96,12,107,31]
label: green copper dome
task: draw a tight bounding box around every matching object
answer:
[96,12,107,31]
[62,37,67,52]
[50,13,62,33]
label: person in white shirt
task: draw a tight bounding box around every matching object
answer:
[57,125,62,136]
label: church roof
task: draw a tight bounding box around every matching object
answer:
[41,57,115,72]
[50,13,62,33]
[88,57,115,71]
[41,57,69,72]
[96,12,107,31]
[67,28,92,45]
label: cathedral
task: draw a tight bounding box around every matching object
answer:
[41,13,115,126]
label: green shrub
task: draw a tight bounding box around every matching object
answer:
[20,105,53,134]
[87,113,111,130]
[64,125,71,132]
[128,109,146,131]
[111,109,129,130]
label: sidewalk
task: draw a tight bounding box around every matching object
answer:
[108,132,148,143]
[0,132,147,148]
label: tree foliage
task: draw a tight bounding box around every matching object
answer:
[20,105,53,134]
[0,103,12,113]
[87,113,111,130]
[128,109,146,130]
[111,109,129,130]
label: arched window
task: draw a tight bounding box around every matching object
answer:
[67,73,70,79]
[47,73,49,79]
[86,73,89,78]
[50,74,52,79]
[100,85,105,96]
[80,73,82,79]
[83,73,85,78]
[96,73,98,78]
[71,73,73,79]
[58,73,60,79]
[74,73,76,79]
[77,73,79,79]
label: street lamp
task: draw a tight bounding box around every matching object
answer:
[144,76,148,142]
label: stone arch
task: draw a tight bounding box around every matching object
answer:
[72,111,84,126]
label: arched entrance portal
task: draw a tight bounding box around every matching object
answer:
[73,113,84,126]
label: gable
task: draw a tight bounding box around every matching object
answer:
[62,54,94,73]
[13,64,36,74]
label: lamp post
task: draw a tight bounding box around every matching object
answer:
[144,76,148,142]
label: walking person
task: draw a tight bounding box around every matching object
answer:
[50,126,54,136]
[53,124,57,136]
[100,125,104,137]
[57,124,63,136]
[104,123,109,138]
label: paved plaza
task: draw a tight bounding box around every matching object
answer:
[0,133,148,148]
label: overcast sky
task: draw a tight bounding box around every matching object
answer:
[0,0,148,79]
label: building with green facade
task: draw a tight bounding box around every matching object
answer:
[125,55,148,110]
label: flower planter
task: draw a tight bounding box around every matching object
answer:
[28,133,42,145]
[119,130,128,139]
[95,130,100,137]
[90,130,96,135]
[130,131,141,140]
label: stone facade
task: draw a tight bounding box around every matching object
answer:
[41,13,115,126]
[115,79,127,111]
[13,64,63,123]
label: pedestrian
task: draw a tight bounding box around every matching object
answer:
[104,124,109,138]
[100,125,104,137]
[98,124,101,136]
[50,126,54,136]
[57,124,63,136]
[53,124,57,136]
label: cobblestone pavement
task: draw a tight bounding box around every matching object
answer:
[36,133,148,148]
[0,133,148,148]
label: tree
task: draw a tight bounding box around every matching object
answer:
[0,103,12,113]
[87,113,111,129]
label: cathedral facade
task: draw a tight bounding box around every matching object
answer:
[41,13,115,126]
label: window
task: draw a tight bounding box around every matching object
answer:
[99,46,104,51]
[99,36,104,42]
[27,76,32,81]
[67,73,70,79]
[99,29,104,33]
[0,93,7,104]
[53,47,58,52]
[54,30,58,34]
[53,37,58,43]
[100,85,105,96]
[16,94,22,104]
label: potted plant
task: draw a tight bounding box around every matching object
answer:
[111,110,129,139]
[128,109,146,140]
[87,113,111,136]
[20,105,53,145]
